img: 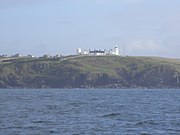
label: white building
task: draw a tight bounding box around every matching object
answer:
[89,50,106,56]
[77,48,82,54]
[77,46,120,56]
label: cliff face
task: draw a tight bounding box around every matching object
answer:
[0,56,180,88]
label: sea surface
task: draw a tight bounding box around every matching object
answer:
[0,89,180,135]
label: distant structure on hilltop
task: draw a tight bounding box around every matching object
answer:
[77,46,120,56]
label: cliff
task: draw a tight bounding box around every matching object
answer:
[1,56,180,88]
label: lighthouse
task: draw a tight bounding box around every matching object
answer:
[115,46,119,55]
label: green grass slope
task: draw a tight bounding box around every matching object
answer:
[0,56,180,88]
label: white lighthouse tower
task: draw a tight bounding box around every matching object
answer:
[77,48,82,55]
[115,46,119,55]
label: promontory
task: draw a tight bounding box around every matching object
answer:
[1,55,180,89]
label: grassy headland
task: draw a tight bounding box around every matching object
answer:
[0,55,180,88]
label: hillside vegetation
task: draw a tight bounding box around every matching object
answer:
[0,56,180,88]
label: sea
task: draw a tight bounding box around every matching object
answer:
[0,89,180,135]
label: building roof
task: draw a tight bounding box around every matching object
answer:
[89,50,105,53]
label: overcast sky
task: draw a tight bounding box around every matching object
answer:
[0,0,180,57]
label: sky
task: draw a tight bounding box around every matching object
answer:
[0,0,180,58]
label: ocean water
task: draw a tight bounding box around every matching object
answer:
[0,89,180,135]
